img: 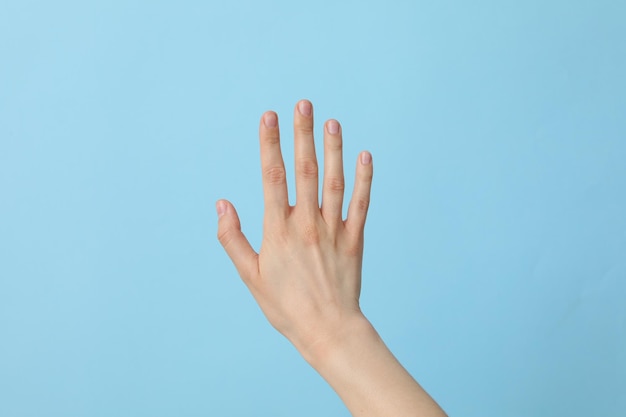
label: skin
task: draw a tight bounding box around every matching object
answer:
[216,100,447,417]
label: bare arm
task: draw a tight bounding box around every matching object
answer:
[216,100,446,417]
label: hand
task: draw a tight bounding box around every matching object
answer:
[216,101,446,416]
[216,99,373,359]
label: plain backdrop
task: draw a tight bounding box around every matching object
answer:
[1,1,625,416]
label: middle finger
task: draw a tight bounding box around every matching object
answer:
[293,99,319,211]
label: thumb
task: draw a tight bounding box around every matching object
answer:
[216,199,259,282]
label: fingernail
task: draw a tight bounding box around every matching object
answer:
[360,151,372,165]
[327,120,339,135]
[264,112,277,128]
[216,200,227,217]
[298,100,312,116]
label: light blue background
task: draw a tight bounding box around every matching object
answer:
[1,1,625,416]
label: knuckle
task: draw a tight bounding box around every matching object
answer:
[325,176,345,193]
[345,240,363,257]
[264,166,287,185]
[326,137,343,152]
[263,132,280,145]
[295,122,314,135]
[217,227,234,247]
[265,223,289,245]
[355,196,370,212]
[296,158,318,179]
[301,223,320,245]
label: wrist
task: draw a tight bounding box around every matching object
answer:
[297,313,379,369]
[294,313,448,417]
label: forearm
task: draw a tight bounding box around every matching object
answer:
[302,315,447,417]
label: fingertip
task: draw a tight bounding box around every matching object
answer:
[263,111,278,128]
[297,99,312,117]
[360,151,372,165]
[216,200,228,218]
[326,119,340,135]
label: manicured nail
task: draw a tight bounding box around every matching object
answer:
[216,200,227,217]
[264,112,277,128]
[298,100,312,116]
[327,120,339,135]
[360,151,372,165]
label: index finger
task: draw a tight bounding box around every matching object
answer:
[260,111,289,219]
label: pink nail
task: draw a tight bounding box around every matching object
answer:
[216,201,227,217]
[360,152,372,165]
[298,100,312,116]
[327,120,339,135]
[264,112,277,128]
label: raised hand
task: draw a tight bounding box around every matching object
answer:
[216,99,373,358]
[216,100,446,417]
